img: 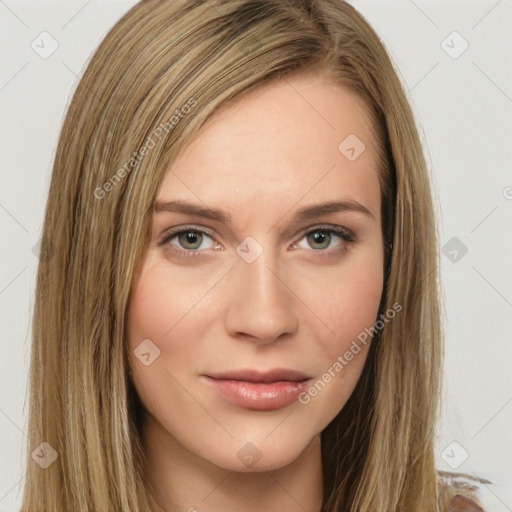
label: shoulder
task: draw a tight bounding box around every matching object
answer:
[437,470,493,512]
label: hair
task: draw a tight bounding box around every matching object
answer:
[20,0,461,510]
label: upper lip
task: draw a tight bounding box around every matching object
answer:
[205,368,311,383]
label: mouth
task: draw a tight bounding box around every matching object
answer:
[202,368,312,411]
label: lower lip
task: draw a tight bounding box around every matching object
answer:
[203,376,310,411]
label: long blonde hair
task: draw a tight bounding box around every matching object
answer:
[21,0,450,510]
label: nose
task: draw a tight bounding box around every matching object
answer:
[224,246,299,345]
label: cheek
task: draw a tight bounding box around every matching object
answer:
[127,259,214,356]
[126,258,228,419]
[304,247,384,348]
[126,267,198,410]
[299,250,383,401]
[331,264,383,339]
[296,274,381,416]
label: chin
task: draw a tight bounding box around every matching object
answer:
[197,432,316,473]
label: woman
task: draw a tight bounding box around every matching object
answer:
[21,0,490,510]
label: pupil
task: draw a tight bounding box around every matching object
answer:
[309,230,330,249]
[182,232,201,248]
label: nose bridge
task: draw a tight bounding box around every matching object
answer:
[240,246,283,304]
[224,238,298,343]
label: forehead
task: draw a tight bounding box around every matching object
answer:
[157,74,380,221]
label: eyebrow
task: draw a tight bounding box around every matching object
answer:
[154,199,374,225]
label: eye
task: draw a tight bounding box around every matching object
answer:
[157,224,356,259]
[158,227,220,256]
[292,225,355,253]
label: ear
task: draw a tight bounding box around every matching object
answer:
[448,494,484,512]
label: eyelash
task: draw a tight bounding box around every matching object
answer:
[157,224,356,260]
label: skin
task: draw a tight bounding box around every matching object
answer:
[127,72,384,512]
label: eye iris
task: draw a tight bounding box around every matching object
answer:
[307,230,330,250]
[179,231,202,250]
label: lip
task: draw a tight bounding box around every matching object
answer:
[202,368,312,411]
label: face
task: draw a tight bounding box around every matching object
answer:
[127,73,384,472]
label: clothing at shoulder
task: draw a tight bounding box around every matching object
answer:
[437,470,493,512]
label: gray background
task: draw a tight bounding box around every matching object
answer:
[1,1,511,511]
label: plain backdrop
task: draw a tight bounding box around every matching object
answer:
[1,1,511,511]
